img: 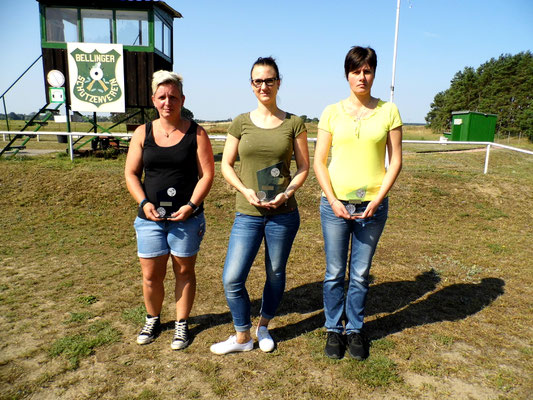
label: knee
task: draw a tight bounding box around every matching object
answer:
[223,275,244,295]
[143,273,163,288]
[350,261,371,283]
[175,267,195,281]
[265,268,285,285]
[325,264,345,281]
[350,273,369,288]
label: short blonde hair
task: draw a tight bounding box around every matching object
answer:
[152,70,183,95]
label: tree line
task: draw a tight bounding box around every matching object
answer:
[425,51,533,141]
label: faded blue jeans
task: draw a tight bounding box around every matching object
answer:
[222,209,300,332]
[320,196,388,334]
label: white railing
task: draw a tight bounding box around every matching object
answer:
[2,132,532,174]
[403,140,533,174]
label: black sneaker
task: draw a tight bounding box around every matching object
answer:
[171,319,190,350]
[324,331,345,359]
[347,332,366,360]
[136,315,161,345]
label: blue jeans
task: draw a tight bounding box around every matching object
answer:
[320,196,388,334]
[222,209,300,332]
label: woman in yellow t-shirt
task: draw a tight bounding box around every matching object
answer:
[313,46,403,360]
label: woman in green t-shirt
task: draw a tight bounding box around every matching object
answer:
[210,57,309,355]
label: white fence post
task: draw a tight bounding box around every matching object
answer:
[484,144,491,174]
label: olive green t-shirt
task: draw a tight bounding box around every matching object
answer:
[228,112,306,216]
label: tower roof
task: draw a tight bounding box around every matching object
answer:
[36,0,183,18]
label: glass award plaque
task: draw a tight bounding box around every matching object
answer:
[345,186,367,216]
[256,161,285,202]
[155,186,178,218]
[345,203,357,215]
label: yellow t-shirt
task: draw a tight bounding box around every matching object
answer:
[318,100,402,201]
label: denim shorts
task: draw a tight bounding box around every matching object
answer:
[134,213,206,258]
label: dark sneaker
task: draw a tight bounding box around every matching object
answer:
[171,319,190,350]
[347,332,366,360]
[325,332,345,359]
[137,315,161,345]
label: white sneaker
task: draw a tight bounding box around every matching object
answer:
[256,326,275,352]
[210,335,253,355]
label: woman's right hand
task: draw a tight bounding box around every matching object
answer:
[142,202,163,221]
[330,199,354,219]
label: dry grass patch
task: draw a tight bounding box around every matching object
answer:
[0,141,532,399]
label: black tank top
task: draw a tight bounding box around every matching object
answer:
[138,120,203,219]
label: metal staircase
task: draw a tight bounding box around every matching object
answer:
[0,103,62,157]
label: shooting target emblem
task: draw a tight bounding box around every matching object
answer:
[67,43,125,112]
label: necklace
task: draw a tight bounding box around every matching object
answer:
[343,99,370,121]
[354,106,367,121]
[344,100,371,139]
[160,121,179,138]
[163,127,178,138]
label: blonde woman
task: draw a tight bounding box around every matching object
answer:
[125,71,214,350]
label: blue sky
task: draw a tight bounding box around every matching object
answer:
[1,0,531,123]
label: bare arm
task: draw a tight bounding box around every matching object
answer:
[313,128,352,219]
[124,125,161,221]
[221,134,265,207]
[359,126,403,219]
[170,125,215,221]
[267,131,310,208]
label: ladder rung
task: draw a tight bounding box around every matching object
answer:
[43,108,61,115]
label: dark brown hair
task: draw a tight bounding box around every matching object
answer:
[344,46,377,79]
[250,56,280,80]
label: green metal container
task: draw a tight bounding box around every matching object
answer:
[451,111,497,142]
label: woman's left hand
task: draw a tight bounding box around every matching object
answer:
[354,200,380,219]
[264,192,289,209]
[167,204,194,221]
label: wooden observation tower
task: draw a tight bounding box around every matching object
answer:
[37,0,182,112]
[2,0,183,157]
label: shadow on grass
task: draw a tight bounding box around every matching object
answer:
[364,277,505,340]
[185,269,504,344]
[185,281,323,340]
[272,269,444,342]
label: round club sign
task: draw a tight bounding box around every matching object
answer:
[47,70,65,88]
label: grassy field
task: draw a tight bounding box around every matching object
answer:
[0,124,532,399]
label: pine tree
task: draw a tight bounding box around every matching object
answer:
[426,52,533,141]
